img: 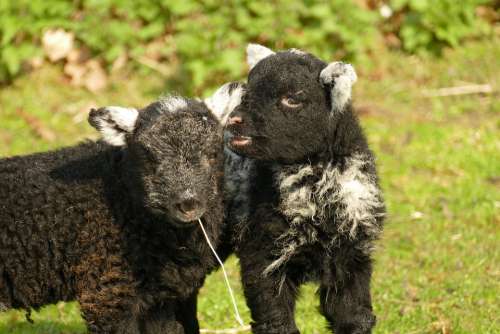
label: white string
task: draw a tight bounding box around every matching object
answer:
[198,219,245,326]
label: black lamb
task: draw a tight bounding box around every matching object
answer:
[0,88,238,333]
[224,44,386,334]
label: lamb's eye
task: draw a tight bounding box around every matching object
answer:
[281,96,302,108]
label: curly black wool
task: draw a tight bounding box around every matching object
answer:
[224,45,386,334]
[0,94,231,334]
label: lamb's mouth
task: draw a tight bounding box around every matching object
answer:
[150,205,202,225]
[230,136,252,148]
[175,212,203,224]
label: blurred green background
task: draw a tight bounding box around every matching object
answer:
[0,1,498,333]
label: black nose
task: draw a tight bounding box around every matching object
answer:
[176,198,203,217]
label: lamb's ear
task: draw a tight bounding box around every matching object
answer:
[88,106,139,146]
[247,43,275,70]
[319,62,357,113]
[204,82,245,125]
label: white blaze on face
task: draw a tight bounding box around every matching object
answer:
[246,43,276,70]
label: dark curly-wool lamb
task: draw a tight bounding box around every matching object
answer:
[0,90,236,333]
[225,45,386,334]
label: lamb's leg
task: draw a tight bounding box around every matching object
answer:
[80,292,141,334]
[82,297,184,334]
[175,292,200,334]
[141,302,185,334]
[75,264,142,333]
[238,245,300,334]
[319,248,376,334]
[0,267,11,312]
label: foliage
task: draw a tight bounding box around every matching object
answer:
[0,0,495,90]
[388,0,494,53]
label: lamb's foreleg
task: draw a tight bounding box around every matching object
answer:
[238,237,300,334]
[319,246,376,334]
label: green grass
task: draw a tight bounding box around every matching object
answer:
[0,39,499,333]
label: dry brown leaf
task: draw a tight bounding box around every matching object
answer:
[405,284,419,302]
[144,38,166,61]
[66,47,91,64]
[28,56,44,69]
[431,318,452,334]
[64,62,87,86]
[476,5,499,23]
[15,109,56,142]
[111,52,128,73]
[84,60,108,92]
[64,59,108,92]
[384,33,401,48]
[42,29,74,62]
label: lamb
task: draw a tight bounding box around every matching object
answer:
[224,44,386,334]
[0,88,239,334]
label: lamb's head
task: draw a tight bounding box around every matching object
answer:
[225,44,357,163]
[88,94,232,226]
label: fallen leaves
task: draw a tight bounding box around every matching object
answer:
[63,62,87,86]
[84,60,108,93]
[42,29,74,62]
[41,28,109,92]
[66,59,108,93]
[63,50,109,93]
[36,28,178,92]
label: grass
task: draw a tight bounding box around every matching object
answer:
[0,39,499,333]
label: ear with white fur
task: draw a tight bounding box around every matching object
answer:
[88,106,139,146]
[247,43,275,70]
[204,82,245,125]
[319,62,357,113]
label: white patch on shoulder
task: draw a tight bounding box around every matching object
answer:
[277,165,316,225]
[316,154,383,238]
[319,62,357,113]
[158,96,188,113]
[266,154,384,274]
[247,43,275,70]
[281,186,316,225]
[92,106,138,146]
[204,82,245,125]
[278,165,313,189]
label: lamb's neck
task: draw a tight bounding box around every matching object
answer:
[325,107,370,158]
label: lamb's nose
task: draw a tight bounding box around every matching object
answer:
[227,116,243,125]
[177,198,199,214]
[176,198,203,218]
